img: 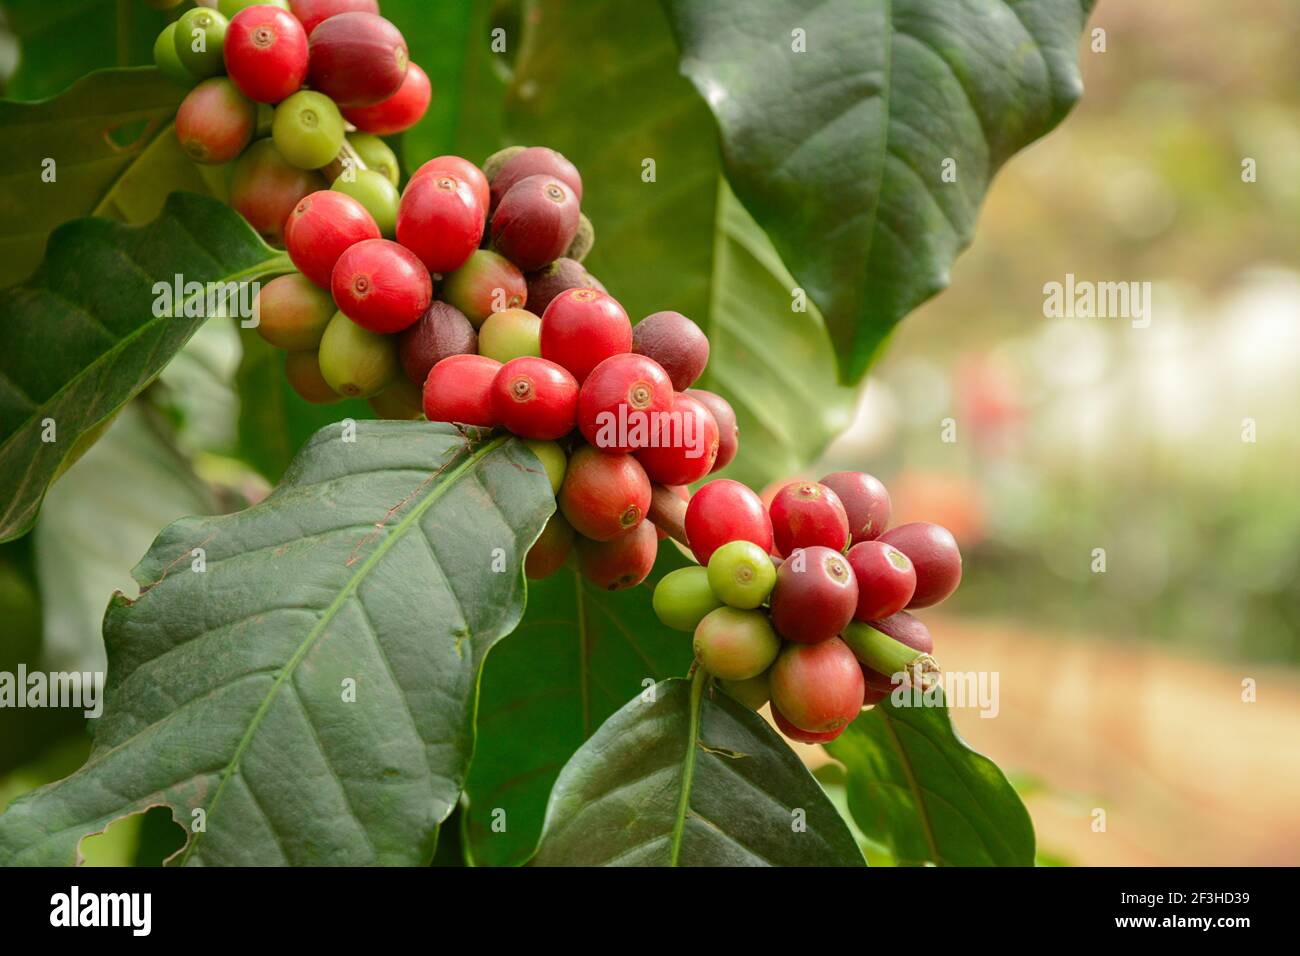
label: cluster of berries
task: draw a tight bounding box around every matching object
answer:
[157,1,428,249]
[652,474,962,743]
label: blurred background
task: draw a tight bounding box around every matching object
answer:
[2,1,1298,866]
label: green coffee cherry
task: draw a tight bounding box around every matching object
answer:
[693,606,781,681]
[273,91,345,170]
[652,567,722,632]
[317,312,399,398]
[523,439,567,494]
[707,540,776,609]
[482,145,526,182]
[349,134,401,188]
[477,308,541,363]
[154,23,196,87]
[720,672,771,711]
[332,169,400,237]
[254,273,335,351]
[565,213,594,262]
[174,7,229,79]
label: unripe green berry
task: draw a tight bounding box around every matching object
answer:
[348,134,400,187]
[273,91,345,170]
[477,308,541,363]
[523,439,567,494]
[317,311,399,398]
[482,145,526,181]
[564,213,594,262]
[720,672,771,711]
[693,606,781,681]
[652,566,722,633]
[331,168,399,237]
[707,540,776,610]
[154,23,196,87]
[174,7,229,79]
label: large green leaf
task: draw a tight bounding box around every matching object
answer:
[663,0,1095,382]
[463,548,695,866]
[0,423,555,866]
[0,67,207,286]
[503,0,856,490]
[534,674,865,866]
[826,689,1035,865]
[0,192,288,542]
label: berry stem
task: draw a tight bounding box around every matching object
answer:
[842,620,940,688]
[323,138,369,184]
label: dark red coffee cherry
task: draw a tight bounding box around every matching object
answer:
[860,610,934,705]
[488,146,583,211]
[396,173,484,275]
[306,12,407,107]
[539,288,632,384]
[490,356,579,440]
[224,5,308,103]
[289,0,377,35]
[422,354,500,427]
[229,139,323,243]
[526,513,576,581]
[398,301,477,386]
[770,637,864,734]
[772,705,846,745]
[683,479,773,566]
[632,311,710,392]
[330,238,431,334]
[284,190,381,288]
[410,155,489,214]
[820,471,891,545]
[686,389,738,473]
[175,78,256,164]
[769,545,858,644]
[634,391,719,486]
[577,353,675,453]
[525,258,600,316]
[878,522,962,608]
[847,540,916,622]
[490,175,580,271]
[341,62,430,136]
[441,250,526,326]
[576,519,658,590]
[558,445,651,542]
[769,481,851,556]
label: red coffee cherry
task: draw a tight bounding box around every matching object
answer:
[769,546,858,644]
[558,445,651,542]
[409,155,489,214]
[631,311,710,392]
[878,522,962,608]
[488,146,583,211]
[395,173,484,275]
[175,78,256,164]
[526,513,576,581]
[289,0,377,36]
[769,481,851,556]
[820,471,891,544]
[634,391,719,486]
[398,301,477,386]
[576,519,658,590]
[860,611,933,705]
[526,258,601,316]
[341,62,431,135]
[683,479,773,566]
[686,389,739,473]
[223,5,308,103]
[577,353,675,453]
[284,190,381,288]
[539,288,632,384]
[846,540,917,622]
[229,139,323,244]
[422,354,500,427]
[330,238,431,334]
[306,12,407,107]
[772,705,846,744]
[441,250,526,327]
[490,175,580,271]
[490,357,579,440]
[770,637,864,734]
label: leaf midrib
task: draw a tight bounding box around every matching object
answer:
[177,432,509,865]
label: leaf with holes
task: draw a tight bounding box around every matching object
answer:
[0,422,555,866]
[0,192,288,542]
[533,675,865,866]
[463,548,695,866]
[825,689,1035,866]
[0,67,213,287]
[664,0,1096,382]
[502,0,857,490]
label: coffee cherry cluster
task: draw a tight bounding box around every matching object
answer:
[159,1,427,247]
[653,473,962,744]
